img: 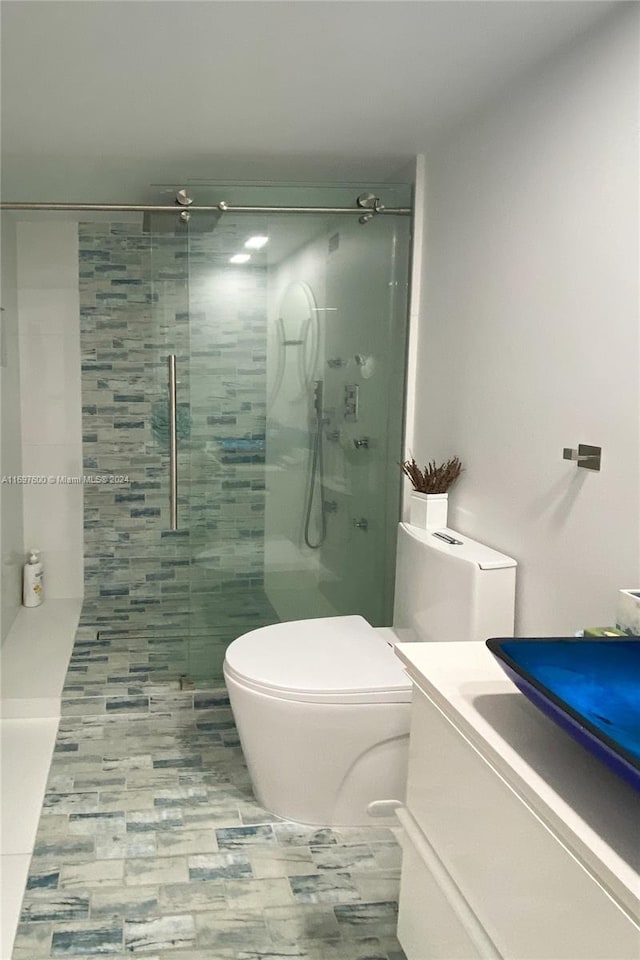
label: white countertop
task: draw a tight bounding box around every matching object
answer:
[395,640,640,924]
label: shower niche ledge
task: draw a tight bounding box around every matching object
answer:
[1,599,81,718]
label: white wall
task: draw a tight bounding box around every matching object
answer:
[413,7,639,635]
[17,221,84,599]
[0,215,24,641]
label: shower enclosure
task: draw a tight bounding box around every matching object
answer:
[65,183,410,685]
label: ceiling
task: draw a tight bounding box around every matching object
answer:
[0,0,620,201]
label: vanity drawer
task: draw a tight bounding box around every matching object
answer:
[406,684,640,960]
[397,807,485,960]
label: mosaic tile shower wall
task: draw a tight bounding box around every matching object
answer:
[79,222,276,668]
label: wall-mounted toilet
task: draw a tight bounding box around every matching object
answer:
[224,522,516,826]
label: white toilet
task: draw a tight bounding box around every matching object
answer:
[223,522,516,825]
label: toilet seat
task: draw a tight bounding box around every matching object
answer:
[224,615,412,704]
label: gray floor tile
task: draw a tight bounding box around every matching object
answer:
[90,887,159,920]
[263,903,341,944]
[289,872,362,904]
[123,914,196,953]
[193,908,270,950]
[157,879,225,913]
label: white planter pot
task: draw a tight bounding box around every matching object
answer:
[616,589,640,634]
[409,492,448,530]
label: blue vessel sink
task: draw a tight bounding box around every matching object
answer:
[486,637,640,793]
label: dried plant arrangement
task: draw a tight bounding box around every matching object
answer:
[400,456,463,494]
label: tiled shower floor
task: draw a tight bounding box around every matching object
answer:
[12,600,407,959]
[73,587,281,692]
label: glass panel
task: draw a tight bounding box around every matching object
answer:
[185,212,280,681]
[79,215,193,680]
[79,185,411,689]
[183,195,410,684]
[145,214,193,660]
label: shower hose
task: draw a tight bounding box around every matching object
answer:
[304,413,327,549]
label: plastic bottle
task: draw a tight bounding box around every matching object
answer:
[23,549,44,607]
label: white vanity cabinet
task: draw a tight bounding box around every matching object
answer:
[394,641,640,960]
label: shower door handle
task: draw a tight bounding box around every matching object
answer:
[168,354,178,530]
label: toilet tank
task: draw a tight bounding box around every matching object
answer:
[393,523,516,643]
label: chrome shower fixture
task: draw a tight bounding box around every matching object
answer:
[142,188,221,233]
[357,192,385,224]
[304,379,328,549]
[313,379,324,419]
[176,189,193,222]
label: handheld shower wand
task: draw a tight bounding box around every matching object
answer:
[304,380,327,549]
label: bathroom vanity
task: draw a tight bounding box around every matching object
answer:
[393,641,640,960]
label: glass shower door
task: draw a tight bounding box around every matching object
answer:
[181,190,410,684]
[79,215,196,683]
[79,185,410,689]
[184,214,279,682]
[144,217,195,674]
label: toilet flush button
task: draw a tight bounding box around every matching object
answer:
[432,532,463,545]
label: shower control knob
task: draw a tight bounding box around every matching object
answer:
[353,518,369,531]
[353,437,370,449]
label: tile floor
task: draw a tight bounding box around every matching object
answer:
[2,601,83,958]
[10,599,408,959]
[1,718,61,960]
[69,587,280,691]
